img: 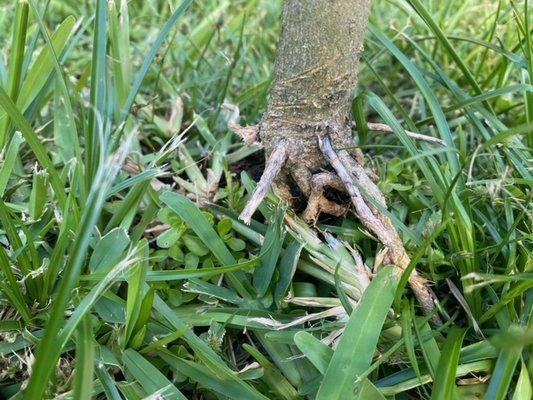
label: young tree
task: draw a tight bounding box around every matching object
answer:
[232,0,437,314]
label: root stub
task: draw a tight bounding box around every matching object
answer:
[239,144,288,224]
[235,127,439,320]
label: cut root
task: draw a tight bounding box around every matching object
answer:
[320,135,438,319]
[224,103,261,146]
[239,144,288,224]
[353,122,447,147]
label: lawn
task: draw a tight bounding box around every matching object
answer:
[0,0,531,399]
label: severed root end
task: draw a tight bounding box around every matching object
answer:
[409,274,439,318]
[319,135,440,322]
[353,121,447,147]
[224,103,261,146]
[239,144,288,224]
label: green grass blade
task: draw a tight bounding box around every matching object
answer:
[401,301,423,383]
[274,239,303,304]
[431,328,466,400]
[42,193,76,299]
[316,266,399,399]
[253,207,284,296]
[24,143,129,399]
[377,360,492,396]
[27,4,81,163]
[95,362,122,400]
[522,0,533,149]
[53,79,79,163]
[59,252,138,349]
[0,246,32,323]
[0,85,68,209]
[86,0,108,186]
[82,256,259,282]
[122,349,187,399]
[357,380,387,400]
[406,0,487,100]
[0,132,23,196]
[153,294,269,396]
[294,331,332,374]
[28,168,48,220]
[158,351,269,400]
[0,198,35,294]
[243,343,303,400]
[15,16,76,119]
[486,327,524,400]
[160,191,253,298]
[413,315,441,378]
[108,0,131,115]
[365,29,481,315]
[114,0,193,142]
[124,240,149,346]
[512,361,532,400]
[73,317,95,400]
[368,26,460,171]
[0,0,29,148]
[88,227,130,272]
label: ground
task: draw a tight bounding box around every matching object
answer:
[0,0,531,399]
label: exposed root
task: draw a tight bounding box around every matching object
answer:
[239,144,288,224]
[302,172,347,223]
[272,173,297,207]
[319,135,439,319]
[224,103,261,146]
[291,165,313,196]
[353,121,447,147]
[226,110,438,319]
[320,136,400,251]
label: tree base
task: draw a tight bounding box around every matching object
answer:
[230,116,439,320]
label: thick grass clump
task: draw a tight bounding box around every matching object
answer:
[0,0,531,399]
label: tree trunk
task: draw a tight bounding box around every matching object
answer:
[233,0,438,318]
[261,0,371,173]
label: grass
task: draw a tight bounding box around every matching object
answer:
[0,0,531,399]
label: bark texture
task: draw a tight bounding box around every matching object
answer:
[261,0,371,173]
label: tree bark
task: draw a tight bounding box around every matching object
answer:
[261,0,371,173]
